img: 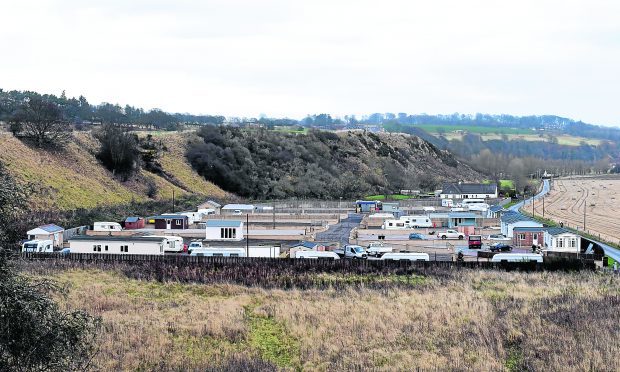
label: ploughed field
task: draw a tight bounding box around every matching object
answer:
[21,260,620,371]
[534,177,620,243]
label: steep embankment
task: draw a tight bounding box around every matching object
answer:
[186,127,483,199]
[0,132,228,210]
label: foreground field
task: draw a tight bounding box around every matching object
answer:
[535,177,620,244]
[22,262,620,371]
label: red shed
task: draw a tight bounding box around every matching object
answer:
[124,217,145,230]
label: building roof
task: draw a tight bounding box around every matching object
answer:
[152,215,188,220]
[291,241,319,249]
[69,235,167,242]
[429,213,450,219]
[27,224,64,235]
[513,226,547,232]
[206,220,243,228]
[448,212,479,219]
[501,211,535,224]
[441,182,497,195]
[355,200,378,205]
[489,205,505,213]
[125,217,143,223]
[382,202,400,207]
[222,204,255,210]
[544,227,576,236]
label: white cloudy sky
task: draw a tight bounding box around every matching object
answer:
[1,0,619,125]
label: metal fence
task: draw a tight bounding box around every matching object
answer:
[19,252,595,271]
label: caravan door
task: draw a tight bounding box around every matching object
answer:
[532,233,539,246]
[165,219,172,230]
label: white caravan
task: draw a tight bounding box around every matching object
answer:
[21,240,53,253]
[294,251,340,259]
[69,236,167,255]
[380,252,430,261]
[461,199,489,211]
[491,253,543,263]
[190,248,246,257]
[93,222,122,232]
[399,215,433,228]
[382,220,407,230]
[441,199,454,207]
[147,235,184,253]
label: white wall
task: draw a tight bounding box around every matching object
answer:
[205,226,244,241]
[504,221,543,238]
[69,240,165,255]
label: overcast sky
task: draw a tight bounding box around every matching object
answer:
[1,0,619,125]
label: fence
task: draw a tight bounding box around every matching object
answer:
[19,252,595,271]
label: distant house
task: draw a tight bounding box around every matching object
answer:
[381,202,400,213]
[543,227,581,253]
[197,200,222,214]
[512,226,546,248]
[448,212,479,228]
[290,241,321,251]
[355,200,379,213]
[152,215,189,230]
[205,220,244,241]
[500,212,543,238]
[26,224,64,248]
[124,217,145,230]
[487,205,505,219]
[441,183,498,199]
[428,213,450,228]
[222,204,255,215]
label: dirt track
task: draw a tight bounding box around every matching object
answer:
[533,176,620,244]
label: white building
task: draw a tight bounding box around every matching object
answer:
[69,236,168,255]
[500,212,543,238]
[441,183,498,199]
[26,224,64,248]
[205,220,244,241]
[543,228,581,253]
[221,204,255,215]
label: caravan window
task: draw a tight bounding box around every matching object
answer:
[230,253,239,257]
[518,234,525,240]
[213,253,223,257]
[176,220,182,226]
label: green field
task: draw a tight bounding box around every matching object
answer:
[417,124,533,135]
[364,194,412,200]
[483,179,515,190]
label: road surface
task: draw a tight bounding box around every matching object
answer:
[316,213,363,245]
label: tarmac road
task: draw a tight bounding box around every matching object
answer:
[316,213,363,245]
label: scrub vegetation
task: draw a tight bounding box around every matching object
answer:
[19,260,620,371]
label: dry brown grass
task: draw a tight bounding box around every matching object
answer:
[23,265,620,371]
[0,132,228,210]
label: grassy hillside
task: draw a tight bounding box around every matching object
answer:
[22,262,620,371]
[0,132,228,210]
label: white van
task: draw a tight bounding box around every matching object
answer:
[93,222,122,232]
[399,215,433,228]
[380,252,430,261]
[21,240,53,253]
[190,248,246,257]
[295,251,340,259]
[147,235,184,253]
[382,219,407,230]
[491,253,543,263]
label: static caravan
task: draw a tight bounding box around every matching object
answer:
[382,219,407,230]
[21,240,53,253]
[69,235,168,255]
[93,222,122,232]
[491,253,543,263]
[205,220,244,241]
[295,251,340,259]
[399,215,433,228]
[147,235,184,253]
[153,215,189,230]
[441,199,454,207]
[380,252,429,261]
[26,224,64,248]
[190,248,246,257]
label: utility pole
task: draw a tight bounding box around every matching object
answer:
[583,197,586,231]
[542,196,545,218]
[532,192,535,218]
[272,200,276,230]
[246,213,249,256]
[172,189,175,213]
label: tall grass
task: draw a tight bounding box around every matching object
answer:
[19,261,620,371]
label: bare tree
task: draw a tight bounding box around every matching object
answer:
[10,97,71,148]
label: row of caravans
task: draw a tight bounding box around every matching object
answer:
[383,215,433,229]
[294,250,430,261]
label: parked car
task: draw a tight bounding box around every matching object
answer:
[187,241,203,254]
[59,248,71,255]
[488,234,510,241]
[490,243,513,252]
[408,233,427,240]
[437,230,465,240]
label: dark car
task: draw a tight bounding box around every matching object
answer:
[409,233,426,240]
[490,243,512,252]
